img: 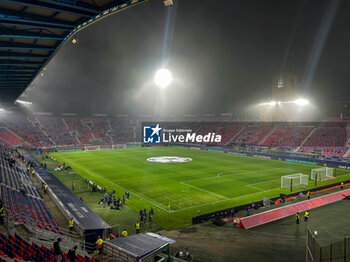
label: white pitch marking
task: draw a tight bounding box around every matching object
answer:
[180,181,228,199]
[63,159,172,213]
[174,187,279,213]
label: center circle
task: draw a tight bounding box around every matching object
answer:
[147,156,192,163]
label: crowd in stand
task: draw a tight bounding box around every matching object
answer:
[0,233,99,262]
[1,114,350,158]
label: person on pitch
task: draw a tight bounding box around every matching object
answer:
[295,212,300,224]
[304,210,309,222]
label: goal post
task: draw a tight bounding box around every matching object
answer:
[311,167,334,181]
[281,173,309,191]
[84,145,101,151]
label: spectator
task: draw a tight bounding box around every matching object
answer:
[67,245,78,262]
[53,238,62,262]
[139,209,143,222]
[246,206,251,216]
[143,209,147,223]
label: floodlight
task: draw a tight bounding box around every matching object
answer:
[0,108,4,112]
[72,36,78,45]
[154,68,172,88]
[294,99,309,106]
[16,99,32,105]
[164,0,173,6]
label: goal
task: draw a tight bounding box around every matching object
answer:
[311,167,334,181]
[281,173,309,191]
[84,145,101,151]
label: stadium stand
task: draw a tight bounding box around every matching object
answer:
[299,123,348,158]
[0,128,29,147]
[2,115,52,147]
[36,116,78,146]
[231,125,275,146]
[216,123,245,145]
[63,117,94,145]
[109,118,134,144]
[0,232,99,262]
[261,126,313,148]
[1,113,350,159]
[197,123,220,136]
[91,118,113,144]
[0,145,61,233]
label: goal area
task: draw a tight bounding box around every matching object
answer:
[281,173,308,191]
[311,167,334,181]
[84,145,101,151]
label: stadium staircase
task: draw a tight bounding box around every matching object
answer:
[258,127,276,146]
[226,126,246,146]
[33,118,57,146]
[344,147,350,158]
[295,126,318,152]
[239,189,350,229]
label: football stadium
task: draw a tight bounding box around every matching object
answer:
[0,1,350,262]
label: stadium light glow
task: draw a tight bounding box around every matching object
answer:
[259,101,277,106]
[294,98,310,106]
[0,108,4,112]
[15,99,32,105]
[154,68,172,88]
[259,98,310,106]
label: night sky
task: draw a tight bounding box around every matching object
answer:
[25,0,350,115]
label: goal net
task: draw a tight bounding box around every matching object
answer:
[84,145,101,151]
[281,173,308,190]
[311,167,334,181]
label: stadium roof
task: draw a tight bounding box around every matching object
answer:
[0,0,148,105]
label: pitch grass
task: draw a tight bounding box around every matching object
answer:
[49,146,350,230]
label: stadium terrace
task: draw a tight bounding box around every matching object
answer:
[162,132,222,143]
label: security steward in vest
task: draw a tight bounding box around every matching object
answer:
[69,217,74,232]
[341,181,344,190]
[304,210,309,222]
[135,220,141,234]
[0,203,5,225]
[96,236,103,254]
[295,212,300,224]
[306,191,310,199]
[121,229,128,237]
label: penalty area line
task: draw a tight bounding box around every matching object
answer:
[180,181,228,199]
[64,160,172,213]
[172,187,279,213]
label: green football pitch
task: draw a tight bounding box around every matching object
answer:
[50,146,350,230]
